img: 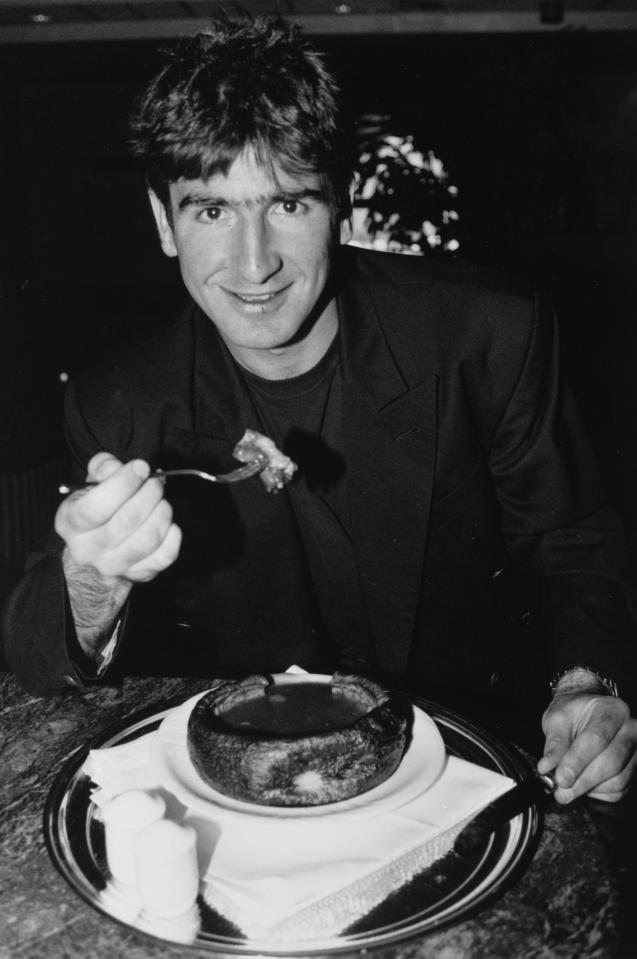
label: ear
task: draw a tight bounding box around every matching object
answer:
[339,214,353,246]
[338,178,356,245]
[148,189,178,258]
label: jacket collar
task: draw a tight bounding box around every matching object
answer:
[337,250,438,674]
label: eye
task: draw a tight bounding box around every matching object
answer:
[273,199,306,216]
[197,206,229,224]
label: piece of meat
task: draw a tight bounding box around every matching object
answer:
[233,428,298,493]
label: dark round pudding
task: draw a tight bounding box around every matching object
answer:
[186,674,408,806]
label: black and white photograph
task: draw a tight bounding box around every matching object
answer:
[1,4,637,957]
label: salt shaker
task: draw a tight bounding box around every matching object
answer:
[133,819,200,918]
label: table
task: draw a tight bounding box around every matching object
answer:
[0,672,626,959]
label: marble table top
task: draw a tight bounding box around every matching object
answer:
[0,672,621,959]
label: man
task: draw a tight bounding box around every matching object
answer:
[3,14,636,804]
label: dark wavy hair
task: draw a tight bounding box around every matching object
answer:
[129,13,353,221]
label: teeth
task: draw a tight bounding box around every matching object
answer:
[236,292,276,302]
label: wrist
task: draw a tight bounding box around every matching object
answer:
[62,549,131,657]
[549,665,619,698]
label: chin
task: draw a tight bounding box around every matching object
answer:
[236,324,303,353]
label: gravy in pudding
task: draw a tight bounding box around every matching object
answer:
[220,682,370,735]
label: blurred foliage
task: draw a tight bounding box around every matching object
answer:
[352,114,460,256]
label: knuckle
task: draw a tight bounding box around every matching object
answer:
[590,774,630,801]
[97,557,122,578]
[146,526,168,555]
[89,452,121,482]
[545,734,566,749]
[598,697,628,723]
[595,696,624,718]
[128,527,181,582]
[87,451,111,471]
[114,480,168,534]
[129,515,172,559]
[129,566,156,583]
[72,496,106,530]
[56,497,86,532]
[151,524,182,566]
[155,497,174,526]
[73,540,111,571]
[615,699,631,723]
[582,728,613,754]
[116,502,146,533]
[166,524,182,559]
[609,736,636,769]
[147,476,168,500]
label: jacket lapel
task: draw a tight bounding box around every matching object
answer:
[339,267,438,674]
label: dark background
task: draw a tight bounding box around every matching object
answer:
[2,27,637,956]
[2,26,637,587]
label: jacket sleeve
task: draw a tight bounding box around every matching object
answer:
[2,383,125,695]
[488,289,637,701]
[2,536,103,694]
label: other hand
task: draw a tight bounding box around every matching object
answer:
[56,451,182,584]
[538,691,637,803]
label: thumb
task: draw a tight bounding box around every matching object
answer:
[538,709,572,775]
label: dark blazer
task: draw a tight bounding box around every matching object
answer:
[4,248,636,700]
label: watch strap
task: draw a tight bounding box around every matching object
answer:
[549,665,619,698]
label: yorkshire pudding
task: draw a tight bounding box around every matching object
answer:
[186,673,408,806]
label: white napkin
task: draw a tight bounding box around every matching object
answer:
[84,737,159,807]
[83,711,515,944]
[194,755,513,942]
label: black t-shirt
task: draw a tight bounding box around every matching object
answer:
[241,336,371,670]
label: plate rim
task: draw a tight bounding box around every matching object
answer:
[43,690,543,956]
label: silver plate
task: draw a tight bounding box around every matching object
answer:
[44,694,542,955]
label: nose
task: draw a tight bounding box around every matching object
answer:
[234,213,282,285]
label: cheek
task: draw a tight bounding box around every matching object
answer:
[292,237,333,281]
[177,240,225,283]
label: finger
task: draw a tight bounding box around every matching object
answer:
[126,522,183,582]
[554,728,637,802]
[554,764,630,804]
[587,788,627,803]
[556,776,629,805]
[93,498,176,576]
[553,728,612,791]
[90,477,169,553]
[587,762,635,802]
[59,459,152,534]
[87,452,124,483]
[550,701,625,789]
[538,725,572,775]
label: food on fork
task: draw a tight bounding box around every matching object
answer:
[233,429,297,493]
[186,673,408,806]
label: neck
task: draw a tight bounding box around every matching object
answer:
[229,302,339,380]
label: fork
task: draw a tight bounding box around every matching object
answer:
[58,455,268,495]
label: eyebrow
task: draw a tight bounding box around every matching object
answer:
[177,187,328,212]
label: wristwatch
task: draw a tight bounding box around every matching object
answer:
[549,665,619,698]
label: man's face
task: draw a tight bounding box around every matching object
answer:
[150,150,352,373]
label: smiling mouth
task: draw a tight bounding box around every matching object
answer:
[227,287,289,304]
